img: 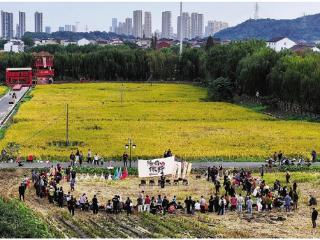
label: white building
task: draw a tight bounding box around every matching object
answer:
[143,12,152,39]
[205,20,229,37]
[125,18,132,36]
[77,38,91,46]
[112,18,117,32]
[133,10,143,38]
[34,11,43,33]
[18,11,26,38]
[4,39,24,53]
[191,13,204,39]
[177,12,191,40]
[161,11,172,39]
[266,37,296,52]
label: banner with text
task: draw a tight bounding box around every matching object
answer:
[138,156,176,178]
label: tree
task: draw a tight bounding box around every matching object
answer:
[21,36,34,47]
[0,40,7,49]
[237,47,279,96]
[205,36,214,50]
[150,35,157,50]
[207,77,233,101]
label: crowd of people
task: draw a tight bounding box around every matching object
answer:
[18,163,319,229]
[69,149,105,167]
[265,150,315,166]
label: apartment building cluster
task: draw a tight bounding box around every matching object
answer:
[110,10,152,38]
[111,10,229,40]
[1,10,45,39]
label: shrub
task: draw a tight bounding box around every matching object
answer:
[207,77,233,101]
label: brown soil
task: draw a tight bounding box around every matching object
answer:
[0,169,319,238]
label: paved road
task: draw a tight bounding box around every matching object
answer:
[0,87,30,125]
[0,161,319,170]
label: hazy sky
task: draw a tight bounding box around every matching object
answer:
[1,2,320,33]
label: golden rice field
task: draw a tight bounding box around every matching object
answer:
[0,85,8,97]
[1,82,320,161]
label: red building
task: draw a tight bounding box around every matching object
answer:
[6,68,33,87]
[156,41,172,50]
[32,51,54,84]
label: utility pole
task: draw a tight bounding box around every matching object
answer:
[179,2,183,57]
[121,83,124,104]
[66,104,69,146]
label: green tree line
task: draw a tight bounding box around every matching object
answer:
[1,39,320,113]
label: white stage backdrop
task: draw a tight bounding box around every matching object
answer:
[138,156,176,178]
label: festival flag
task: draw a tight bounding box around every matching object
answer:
[117,167,122,179]
[113,168,119,180]
[121,167,128,180]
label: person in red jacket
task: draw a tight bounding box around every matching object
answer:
[144,195,151,212]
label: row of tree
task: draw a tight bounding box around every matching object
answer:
[1,39,320,113]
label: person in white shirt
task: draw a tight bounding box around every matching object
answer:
[93,154,99,165]
[195,201,201,211]
[256,196,262,212]
[79,193,87,210]
[237,193,244,212]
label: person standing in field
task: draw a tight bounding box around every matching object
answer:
[312,208,318,228]
[311,150,317,162]
[208,195,214,212]
[79,151,83,166]
[70,177,75,191]
[215,180,221,194]
[286,171,291,184]
[144,195,151,212]
[292,191,299,210]
[92,195,99,214]
[69,152,75,167]
[246,196,253,218]
[48,185,55,204]
[65,166,71,182]
[278,151,283,164]
[122,152,128,167]
[75,149,80,165]
[284,194,291,212]
[87,149,92,164]
[93,153,99,166]
[68,196,76,216]
[260,165,264,178]
[19,182,26,201]
[125,197,132,215]
[58,187,64,208]
[273,152,277,162]
[218,196,226,215]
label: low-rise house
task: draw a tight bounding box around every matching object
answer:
[34,39,59,46]
[266,37,296,52]
[156,40,172,50]
[108,39,123,46]
[77,38,91,46]
[136,39,151,49]
[96,39,109,46]
[4,39,24,53]
[60,40,77,46]
[290,43,320,53]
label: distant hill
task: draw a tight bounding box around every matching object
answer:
[215,13,320,43]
